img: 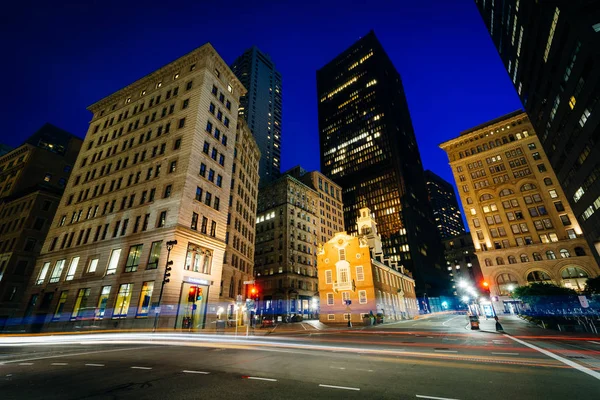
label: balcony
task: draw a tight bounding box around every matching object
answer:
[333,279,354,293]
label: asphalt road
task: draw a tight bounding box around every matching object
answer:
[1,314,599,400]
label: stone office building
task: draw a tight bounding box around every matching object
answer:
[317,208,418,325]
[0,124,82,330]
[253,168,343,320]
[219,119,260,320]
[18,43,249,332]
[440,111,599,313]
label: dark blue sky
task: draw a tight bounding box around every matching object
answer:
[3,0,521,193]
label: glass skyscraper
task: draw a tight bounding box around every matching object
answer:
[317,31,450,299]
[231,46,282,185]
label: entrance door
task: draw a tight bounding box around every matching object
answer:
[176,283,208,330]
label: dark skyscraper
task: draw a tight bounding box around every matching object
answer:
[231,46,282,185]
[474,0,600,261]
[317,31,450,299]
[424,170,466,239]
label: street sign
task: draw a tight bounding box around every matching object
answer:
[243,280,255,285]
[578,295,590,308]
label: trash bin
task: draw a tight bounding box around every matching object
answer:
[469,315,480,330]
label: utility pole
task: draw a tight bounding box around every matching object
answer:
[153,240,177,332]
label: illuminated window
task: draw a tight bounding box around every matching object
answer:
[543,8,560,62]
[95,286,111,319]
[71,288,91,320]
[87,258,99,273]
[105,248,122,275]
[125,244,143,272]
[136,281,154,317]
[49,259,66,283]
[65,257,80,281]
[113,283,133,318]
[36,262,51,284]
[52,291,68,321]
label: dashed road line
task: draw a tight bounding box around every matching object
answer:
[491,352,519,356]
[434,350,458,353]
[416,395,460,400]
[131,366,152,370]
[182,370,210,374]
[18,362,34,365]
[51,362,68,366]
[244,376,277,382]
[589,341,600,345]
[319,384,360,391]
[85,363,105,367]
[329,366,346,370]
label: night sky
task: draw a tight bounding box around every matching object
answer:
[4,0,521,200]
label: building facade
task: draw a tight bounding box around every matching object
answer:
[474,0,600,262]
[317,30,449,299]
[18,43,248,332]
[440,111,599,313]
[231,46,282,185]
[425,170,466,239]
[317,208,418,325]
[442,233,483,295]
[253,168,343,320]
[219,119,260,321]
[0,124,82,330]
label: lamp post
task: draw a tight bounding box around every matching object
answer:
[153,240,177,332]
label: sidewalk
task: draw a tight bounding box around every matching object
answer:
[477,314,599,338]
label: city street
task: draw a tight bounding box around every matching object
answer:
[1,313,599,399]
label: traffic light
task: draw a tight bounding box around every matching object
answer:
[188,286,197,302]
[250,286,259,301]
[481,281,490,295]
[163,260,173,283]
[196,287,203,301]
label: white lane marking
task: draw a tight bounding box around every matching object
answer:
[85,363,105,367]
[329,366,346,370]
[491,352,519,356]
[589,341,600,345]
[0,346,149,365]
[505,334,600,381]
[247,376,277,381]
[434,350,458,353]
[442,316,464,326]
[131,366,152,370]
[319,384,360,391]
[182,370,210,374]
[416,395,460,400]
[51,362,68,366]
[18,362,34,365]
[300,323,308,331]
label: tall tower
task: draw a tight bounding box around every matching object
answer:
[317,31,450,299]
[424,170,466,239]
[474,0,600,262]
[231,47,282,185]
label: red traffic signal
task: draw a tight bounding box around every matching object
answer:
[482,281,489,287]
[188,286,197,302]
[250,287,257,296]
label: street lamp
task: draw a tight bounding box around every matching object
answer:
[153,239,177,332]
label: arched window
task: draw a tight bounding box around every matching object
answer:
[496,257,505,265]
[477,146,482,152]
[459,152,464,159]
[480,194,494,201]
[495,139,502,146]
[546,250,556,260]
[485,258,493,266]
[520,254,529,262]
[520,183,537,192]
[509,134,515,142]
[508,256,517,264]
[483,144,489,150]
[527,270,552,283]
[532,252,542,261]
[502,136,509,144]
[466,197,473,204]
[465,150,471,156]
[544,178,553,186]
[496,273,518,295]
[490,141,496,148]
[499,189,514,197]
[561,266,589,291]
[560,249,571,258]
[574,247,586,256]
[516,132,523,140]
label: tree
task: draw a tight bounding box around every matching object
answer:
[584,276,600,296]
[512,283,577,309]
